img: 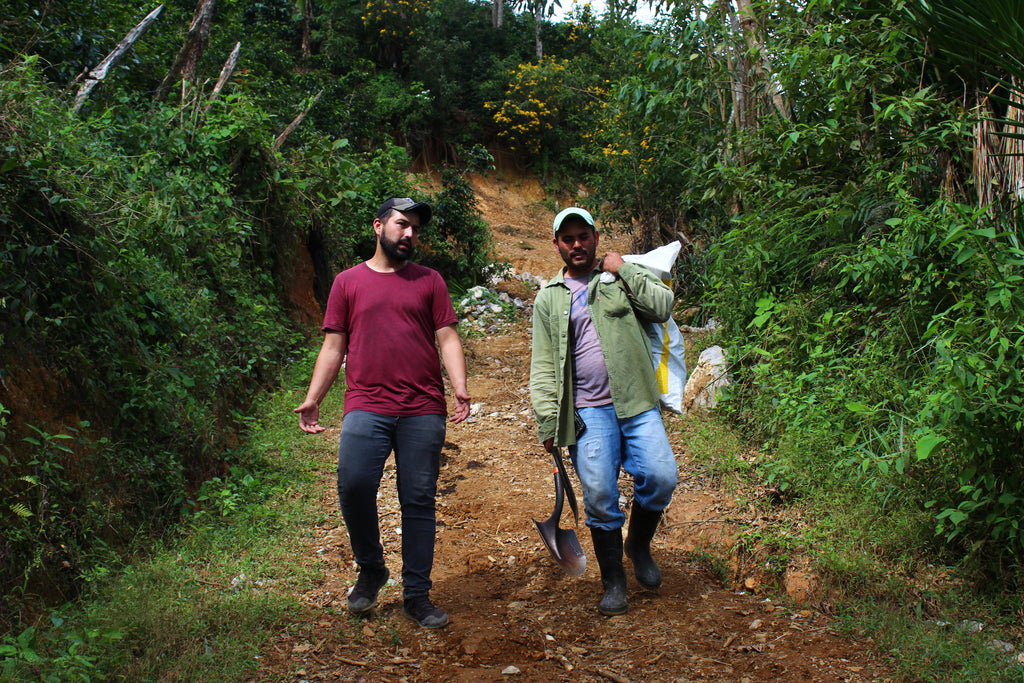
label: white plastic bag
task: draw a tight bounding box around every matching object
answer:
[602,241,687,413]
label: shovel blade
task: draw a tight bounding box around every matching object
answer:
[552,528,587,576]
[533,518,562,561]
[533,518,587,576]
[532,452,587,577]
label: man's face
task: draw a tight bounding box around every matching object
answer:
[554,219,598,276]
[375,209,421,261]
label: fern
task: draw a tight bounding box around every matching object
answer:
[10,503,33,518]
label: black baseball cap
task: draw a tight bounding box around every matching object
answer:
[376,197,432,226]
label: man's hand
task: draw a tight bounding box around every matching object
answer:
[294,399,326,433]
[449,386,471,423]
[543,437,554,452]
[602,251,625,275]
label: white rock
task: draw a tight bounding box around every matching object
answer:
[959,620,985,633]
[683,345,731,413]
[990,639,1014,653]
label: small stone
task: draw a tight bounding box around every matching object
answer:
[502,665,521,675]
[990,639,1014,653]
[959,620,985,633]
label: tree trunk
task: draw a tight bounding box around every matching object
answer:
[72,5,164,114]
[154,0,215,103]
[299,0,313,58]
[717,0,745,216]
[733,0,790,120]
[534,4,543,59]
[718,0,747,134]
[493,0,504,28]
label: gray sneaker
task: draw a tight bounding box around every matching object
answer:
[347,567,389,615]
[402,596,449,629]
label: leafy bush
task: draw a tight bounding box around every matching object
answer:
[0,59,304,620]
[420,150,496,287]
[919,207,1024,560]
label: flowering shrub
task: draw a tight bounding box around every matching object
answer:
[362,0,430,40]
[485,57,605,165]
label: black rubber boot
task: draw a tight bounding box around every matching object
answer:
[624,505,663,589]
[590,527,628,616]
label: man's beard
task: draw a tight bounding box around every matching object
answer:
[380,231,413,261]
[564,246,595,272]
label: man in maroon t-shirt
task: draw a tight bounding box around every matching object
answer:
[295,198,471,629]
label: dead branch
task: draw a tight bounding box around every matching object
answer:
[203,42,241,113]
[595,669,632,683]
[273,89,324,151]
[72,5,164,114]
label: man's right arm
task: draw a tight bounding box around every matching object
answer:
[294,331,348,433]
[529,290,559,446]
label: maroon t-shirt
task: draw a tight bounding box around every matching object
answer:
[322,262,458,416]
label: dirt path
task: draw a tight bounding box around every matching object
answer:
[255,176,894,682]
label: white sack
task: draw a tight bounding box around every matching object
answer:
[601,241,686,413]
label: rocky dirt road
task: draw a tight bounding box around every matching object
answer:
[254,175,894,682]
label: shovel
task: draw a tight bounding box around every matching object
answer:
[532,445,586,576]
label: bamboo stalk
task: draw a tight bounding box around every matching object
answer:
[973,99,1002,209]
[1005,79,1024,205]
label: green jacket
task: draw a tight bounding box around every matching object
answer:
[530,262,673,447]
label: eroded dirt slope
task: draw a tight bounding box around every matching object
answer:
[254,174,894,682]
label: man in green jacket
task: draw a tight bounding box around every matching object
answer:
[530,207,678,616]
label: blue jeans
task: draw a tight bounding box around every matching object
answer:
[337,411,446,599]
[569,405,677,531]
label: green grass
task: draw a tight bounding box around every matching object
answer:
[0,357,338,682]
[675,412,756,486]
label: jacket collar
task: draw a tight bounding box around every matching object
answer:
[544,266,598,289]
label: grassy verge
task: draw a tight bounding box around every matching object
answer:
[0,354,336,682]
[681,409,1024,682]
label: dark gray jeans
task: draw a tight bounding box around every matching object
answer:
[337,410,445,600]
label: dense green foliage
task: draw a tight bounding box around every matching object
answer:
[1,57,303,621]
[0,366,330,681]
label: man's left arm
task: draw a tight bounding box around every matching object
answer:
[602,252,673,323]
[437,323,471,423]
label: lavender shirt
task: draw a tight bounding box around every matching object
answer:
[566,275,612,407]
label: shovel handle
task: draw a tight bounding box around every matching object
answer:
[547,445,580,528]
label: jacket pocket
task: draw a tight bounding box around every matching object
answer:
[598,284,632,318]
